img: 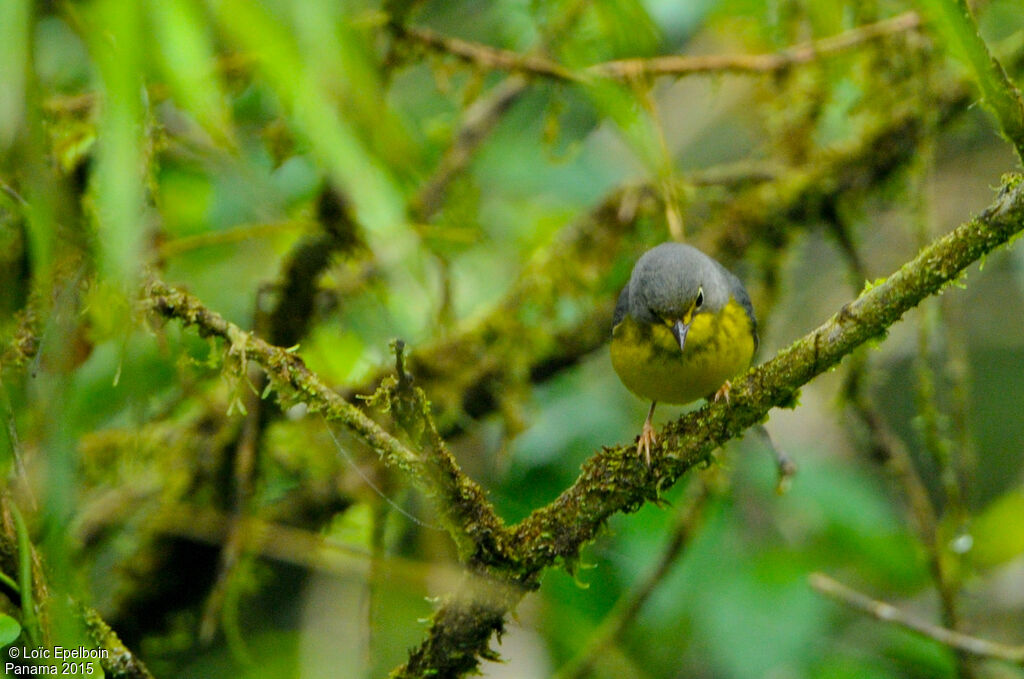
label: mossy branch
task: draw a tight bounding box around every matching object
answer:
[144,281,509,566]
[364,341,513,569]
[140,40,1024,673]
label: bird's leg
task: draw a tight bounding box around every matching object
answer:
[713,380,732,404]
[638,401,658,465]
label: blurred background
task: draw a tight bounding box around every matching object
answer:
[2,0,1024,677]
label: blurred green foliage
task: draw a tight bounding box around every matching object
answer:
[2,0,1024,678]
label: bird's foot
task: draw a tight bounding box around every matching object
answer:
[713,380,733,404]
[638,418,657,466]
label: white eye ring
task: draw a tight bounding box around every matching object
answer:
[695,287,704,309]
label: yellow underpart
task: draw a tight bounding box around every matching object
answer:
[611,298,756,404]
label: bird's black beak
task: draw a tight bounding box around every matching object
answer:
[671,319,691,352]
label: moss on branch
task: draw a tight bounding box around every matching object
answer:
[144,281,511,567]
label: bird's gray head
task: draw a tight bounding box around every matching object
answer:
[624,243,729,324]
[612,242,757,354]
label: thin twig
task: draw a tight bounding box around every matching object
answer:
[0,379,36,511]
[401,12,922,83]
[842,359,940,545]
[399,25,579,82]
[908,120,971,662]
[0,179,28,205]
[156,219,306,259]
[810,573,1024,664]
[832,178,969,665]
[198,387,261,644]
[594,12,922,79]
[409,0,591,222]
[412,74,530,220]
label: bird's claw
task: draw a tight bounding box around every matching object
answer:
[713,380,732,404]
[638,418,657,465]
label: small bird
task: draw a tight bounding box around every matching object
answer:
[611,243,758,463]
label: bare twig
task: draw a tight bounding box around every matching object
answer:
[842,358,940,545]
[831,141,969,668]
[156,219,305,259]
[593,12,922,79]
[810,573,1024,664]
[409,0,592,223]
[198,384,262,645]
[0,179,28,205]
[399,25,578,82]
[905,89,976,677]
[412,74,530,220]
[401,12,922,83]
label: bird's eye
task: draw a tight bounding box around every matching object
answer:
[695,287,704,309]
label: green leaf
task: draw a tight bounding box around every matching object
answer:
[146,0,233,142]
[329,502,374,553]
[11,506,38,645]
[971,488,1024,568]
[0,614,21,647]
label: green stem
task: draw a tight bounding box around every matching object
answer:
[921,0,1024,160]
[10,504,39,645]
[0,569,20,594]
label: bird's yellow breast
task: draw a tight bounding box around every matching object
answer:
[610,299,755,404]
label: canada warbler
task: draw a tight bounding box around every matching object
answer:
[611,243,758,463]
